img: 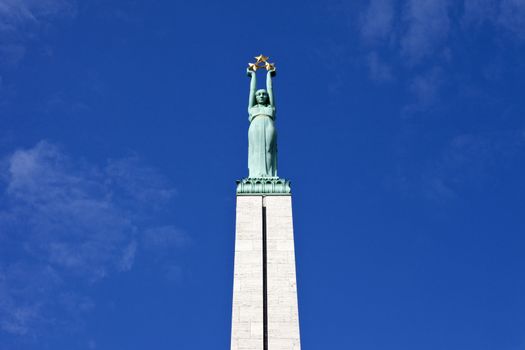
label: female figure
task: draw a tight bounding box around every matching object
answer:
[247,67,277,178]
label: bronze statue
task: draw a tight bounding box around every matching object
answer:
[246,55,277,178]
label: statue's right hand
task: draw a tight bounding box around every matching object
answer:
[246,68,255,77]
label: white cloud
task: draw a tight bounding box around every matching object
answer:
[105,157,177,211]
[143,226,188,251]
[424,131,525,199]
[389,130,525,200]
[463,0,498,24]
[464,0,525,38]
[355,0,525,112]
[0,141,181,337]
[0,0,76,65]
[357,0,452,111]
[359,0,451,64]
[4,141,138,279]
[0,0,75,27]
[498,0,525,38]
[118,240,137,272]
[360,0,395,43]
[400,0,451,64]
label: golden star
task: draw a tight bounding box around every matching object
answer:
[254,54,269,63]
[248,63,258,71]
[265,62,275,71]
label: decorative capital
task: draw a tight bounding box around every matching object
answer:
[236,177,291,195]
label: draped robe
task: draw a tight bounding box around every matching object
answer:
[248,105,277,178]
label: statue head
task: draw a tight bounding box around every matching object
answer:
[255,89,269,105]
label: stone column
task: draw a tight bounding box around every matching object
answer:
[231,196,264,350]
[265,196,301,350]
[231,195,301,350]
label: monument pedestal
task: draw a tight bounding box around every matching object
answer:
[232,54,300,350]
[231,195,301,350]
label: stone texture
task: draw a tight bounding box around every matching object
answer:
[265,196,301,350]
[231,196,264,350]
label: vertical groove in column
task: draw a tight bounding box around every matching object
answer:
[262,203,268,350]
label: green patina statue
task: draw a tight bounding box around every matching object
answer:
[247,67,277,178]
[237,55,291,195]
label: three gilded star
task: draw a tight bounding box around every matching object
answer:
[247,54,276,72]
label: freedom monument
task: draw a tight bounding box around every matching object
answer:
[231,55,301,350]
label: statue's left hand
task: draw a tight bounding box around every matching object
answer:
[268,67,276,77]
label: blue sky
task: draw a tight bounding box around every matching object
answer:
[0,0,524,349]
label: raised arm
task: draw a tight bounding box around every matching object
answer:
[247,68,257,110]
[266,68,276,107]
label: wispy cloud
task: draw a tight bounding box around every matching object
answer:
[357,0,525,113]
[388,130,525,201]
[0,141,181,337]
[359,0,452,65]
[0,0,75,29]
[357,0,452,111]
[367,51,394,82]
[4,141,139,280]
[425,131,525,200]
[360,0,395,44]
[497,0,525,38]
[464,0,525,38]
[462,0,498,25]
[400,0,451,64]
[0,0,76,66]
[143,226,188,251]
[403,67,444,115]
